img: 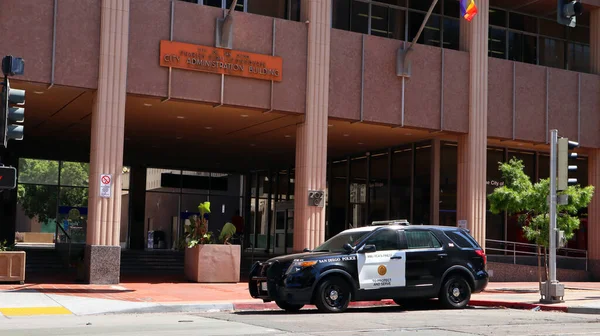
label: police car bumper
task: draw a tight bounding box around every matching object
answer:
[472,270,489,293]
[248,261,314,304]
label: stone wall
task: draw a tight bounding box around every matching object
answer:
[487,262,591,282]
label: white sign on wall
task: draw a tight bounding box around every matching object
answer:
[100,174,112,198]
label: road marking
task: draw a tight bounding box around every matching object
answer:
[0,307,72,316]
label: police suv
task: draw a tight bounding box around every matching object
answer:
[248,220,488,313]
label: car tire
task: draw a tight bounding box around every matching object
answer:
[275,300,304,312]
[439,275,471,309]
[314,276,352,313]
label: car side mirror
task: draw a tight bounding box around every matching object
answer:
[343,243,354,253]
[360,244,376,253]
[303,248,311,252]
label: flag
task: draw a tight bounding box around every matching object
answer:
[460,0,478,21]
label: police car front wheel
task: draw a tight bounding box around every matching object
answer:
[314,277,351,313]
[439,275,471,309]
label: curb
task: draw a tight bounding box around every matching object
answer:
[467,300,568,312]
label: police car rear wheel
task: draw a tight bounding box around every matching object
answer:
[439,275,471,309]
[275,300,304,312]
[315,277,351,313]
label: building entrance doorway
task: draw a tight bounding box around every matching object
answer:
[274,201,294,254]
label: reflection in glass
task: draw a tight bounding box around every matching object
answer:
[58,187,89,243]
[332,0,351,30]
[15,185,59,241]
[489,8,506,27]
[247,0,286,19]
[408,0,440,13]
[146,168,181,193]
[509,12,537,34]
[370,4,390,38]
[60,161,89,187]
[568,43,590,73]
[443,18,459,50]
[18,158,59,185]
[388,8,406,40]
[369,152,389,223]
[146,192,181,249]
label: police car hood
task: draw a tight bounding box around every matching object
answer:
[266,251,346,264]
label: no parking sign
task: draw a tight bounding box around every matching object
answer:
[100,174,112,198]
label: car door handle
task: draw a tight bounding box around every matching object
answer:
[391,256,403,260]
[438,253,448,258]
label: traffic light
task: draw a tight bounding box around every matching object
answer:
[1,78,25,148]
[0,166,16,190]
[557,0,584,27]
[557,137,579,191]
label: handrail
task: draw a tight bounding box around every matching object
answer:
[56,223,73,268]
[485,239,588,271]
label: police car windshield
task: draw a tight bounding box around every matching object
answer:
[312,230,371,252]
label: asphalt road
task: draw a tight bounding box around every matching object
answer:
[2,306,600,336]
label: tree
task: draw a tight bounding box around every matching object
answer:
[17,159,89,225]
[487,157,594,288]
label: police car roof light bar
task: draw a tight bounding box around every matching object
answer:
[371,219,410,226]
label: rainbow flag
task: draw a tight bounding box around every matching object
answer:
[460,0,478,21]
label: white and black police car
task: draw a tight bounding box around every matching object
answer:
[248,220,488,313]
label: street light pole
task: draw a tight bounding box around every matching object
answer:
[540,129,564,304]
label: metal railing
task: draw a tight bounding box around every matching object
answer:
[485,239,588,271]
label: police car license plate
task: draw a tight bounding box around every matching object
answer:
[260,282,268,291]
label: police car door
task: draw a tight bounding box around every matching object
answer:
[356,228,406,290]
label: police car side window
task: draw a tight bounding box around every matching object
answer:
[405,231,442,249]
[362,230,400,251]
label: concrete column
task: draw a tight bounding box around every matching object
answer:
[591,9,600,74]
[85,0,129,284]
[457,1,489,249]
[430,139,441,225]
[588,150,600,277]
[293,0,331,251]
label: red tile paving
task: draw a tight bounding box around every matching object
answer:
[1,274,599,304]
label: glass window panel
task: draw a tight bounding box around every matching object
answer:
[505,150,535,244]
[329,160,348,236]
[247,0,286,18]
[147,192,181,249]
[146,168,181,193]
[389,8,406,40]
[18,158,59,185]
[350,156,367,227]
[539,37,565,69]
[391,146,411,221]
[439,143,457,227]
[488,27,507,59]
[122,166,131,190]
[539,19,566,39]
[351,1,369,34]
[413,143,431,225]
[443,17,459,50]
[539,154,549,180]
[205,0,222,7]
[486,147,505,242]
[369,152,389,223]
[287,0,301,21]
[443,0,459,18]
[405,230,441,249]
[226,0,244,10]
[509,12,537,34]
[408,12,441,47]
[568,25,590,44]
[444,230,477,248]
[508,150,535,182]
[60,161,89,187]
[363,229,399,250]
[16,184,58,240]
[374,0,406,6]
[58,187,89,244]
[408,0,440,13]
[179,0,198,3]
[370,4,390,38]
[508,32,537,65]
[333,0,351,30]
[489,7,506,27]
[568,42,590,73]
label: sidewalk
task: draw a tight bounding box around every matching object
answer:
[2,275,600,317]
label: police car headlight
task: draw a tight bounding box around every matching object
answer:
[286,260,317,274]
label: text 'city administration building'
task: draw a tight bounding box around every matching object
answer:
[1,0,600,284]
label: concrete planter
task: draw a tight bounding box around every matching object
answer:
[184,244,241,283]
[0,251,26,284]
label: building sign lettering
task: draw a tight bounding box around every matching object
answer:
[159,40,283,82]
